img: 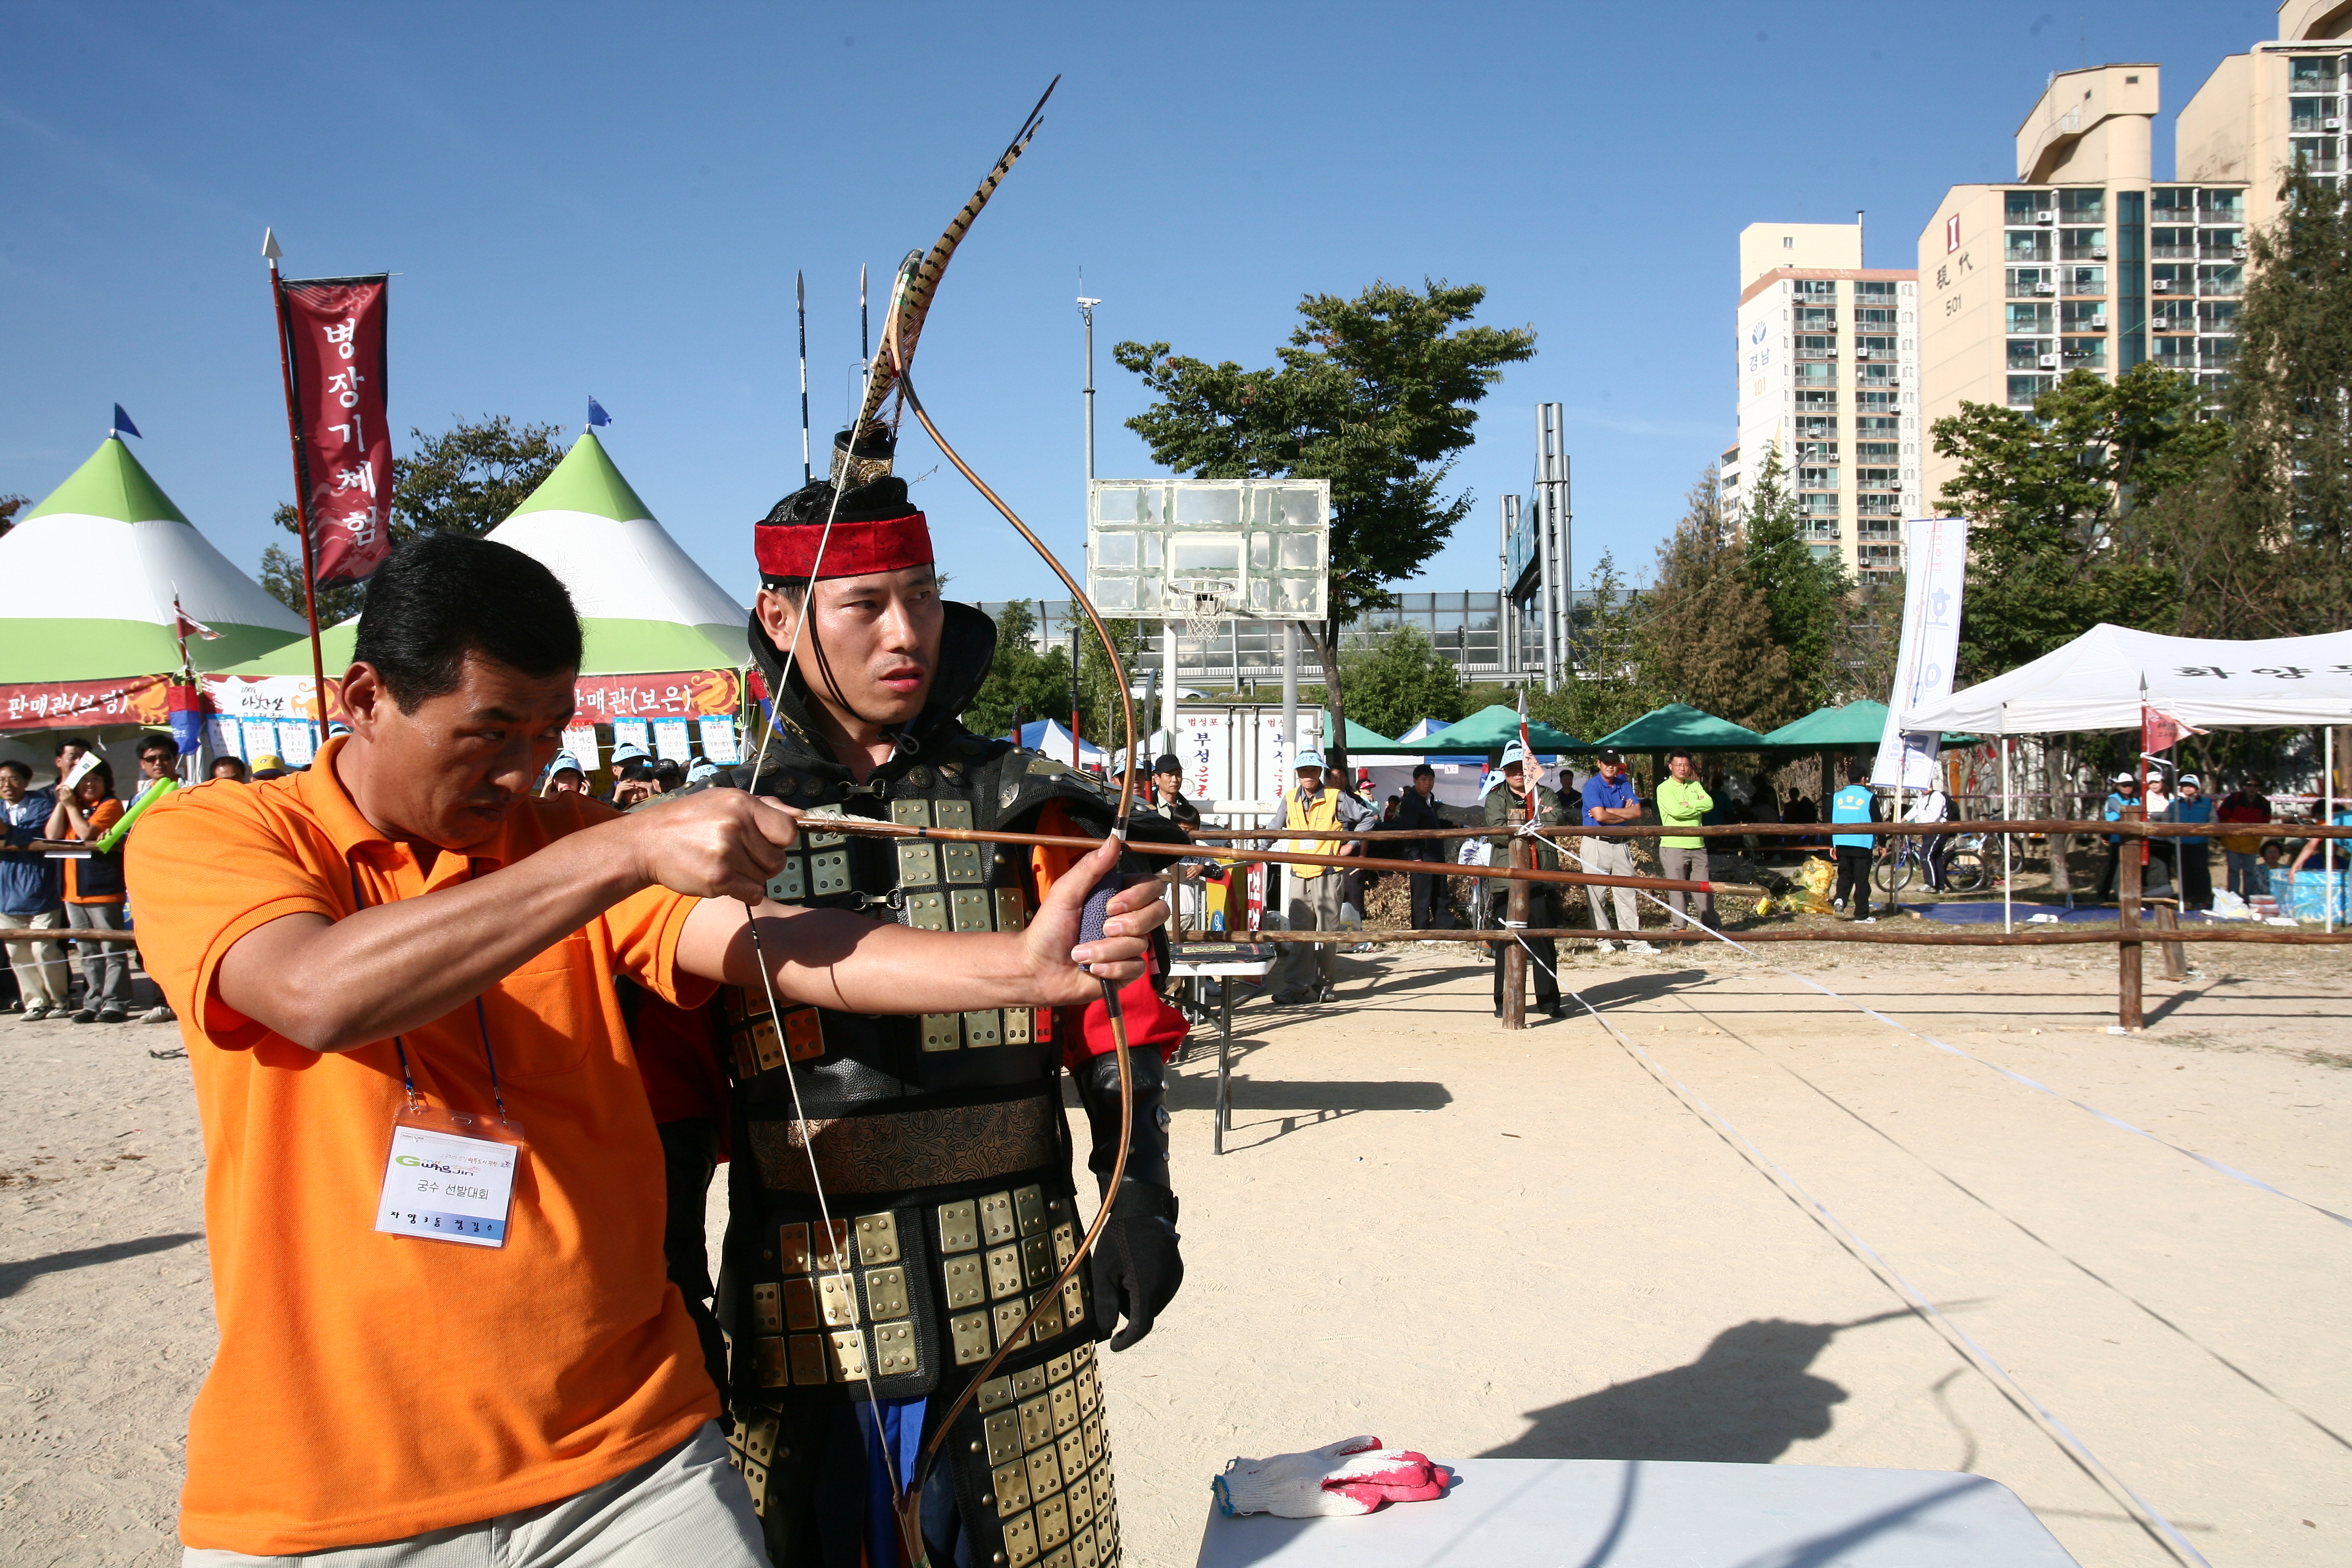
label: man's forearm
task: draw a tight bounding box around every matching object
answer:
[218,821,654,1051]
[697,902,1073,1013]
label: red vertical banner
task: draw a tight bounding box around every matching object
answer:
[278,275,393,588]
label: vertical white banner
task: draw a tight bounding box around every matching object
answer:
[1872,517,1970,790]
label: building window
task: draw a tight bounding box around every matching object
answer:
[1856,440,1898,462]
[2151,263,2192,296]
[2201,337,2238,369]
[1796,415,1838,439]
[1800,518,1840,541]
[1855,334,1896,358]
[2198,264,2243,297]
[2004,190,2050,224]
[2152,188,2194,222]
[1796,390,1837,410]
[1799,492,1839,516]
[2199,300,2239,332]
[1854,280,1898,300]
[2152,227,2195,259]
[1856,416,1899,437]
[2063,335,2109,368]
[1858,361,1896,383]
[1796,442,1838,463]
[2007,267,2055,298]
[2005,230,2054,262]
[1857,517,1901,540]
[2200,189,2245,224]
[1856,390,1897,411]
[2153,299,2196,332]
[1795,333,1838,359]
[2058,188,2105,222]
[2005,302,2054,334]
[1795,306,1836,331]
[1794,279,1838,301]
[1858,543,1902,573]
[2061,300,2109,331]
[1794,362,1836,384]
[1857,467,1898,489]
[1854,306,1897,328]
[2292,55,2342,90]
[2152,337,2196,369]
[2007,374,2053,408]
[2061,265,2107,296]
[2293,137,2341,173]
[2008,338,2049,369]
[2060,228,2108,261]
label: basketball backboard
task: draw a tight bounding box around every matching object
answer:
[1087,478,1330,626]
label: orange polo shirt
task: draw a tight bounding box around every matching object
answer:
[126,737,721,1554]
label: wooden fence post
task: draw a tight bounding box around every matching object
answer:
[1503,831,1529,1030]
[2118,808,2144,1030]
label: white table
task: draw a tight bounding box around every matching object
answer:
[1195,1458,2079,1566]
[1165,942,1276,1156]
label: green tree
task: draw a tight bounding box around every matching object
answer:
[1077,617,1152,755]
[1637,466,1794,731]
[0,493,26,541]
[1336,625,1465,739]
[964,599,1079,739]
[2143,170,2352,637]
[1931,364,2221,678]
[1113,278,1537,774]
[1532,552,1653,744]
[260,415,566,619]
[1739,446,1851,710]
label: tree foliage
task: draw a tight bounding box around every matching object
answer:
[965,599,1077,741]
[1335,625,1465,739]
[0,493,26,541]
[1637,467,1795,731]
[261,415,566,619]
[1531,551,1654,744]
[1113,278,1535,771]
[1931,364,2220,679]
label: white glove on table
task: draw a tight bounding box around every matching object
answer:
[1213,1436,1448,1518]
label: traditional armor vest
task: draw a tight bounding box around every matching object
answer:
[720,601,1148,1568]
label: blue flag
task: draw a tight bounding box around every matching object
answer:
[112,403,141,439]
[587,397,611,428]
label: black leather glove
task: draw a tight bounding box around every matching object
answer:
[1073,1047,1184,1350]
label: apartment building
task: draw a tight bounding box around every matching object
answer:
[1733,221,1922,584]
[1917,64,2250,504]
[2181,1,2352,233]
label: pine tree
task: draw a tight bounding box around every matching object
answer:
[1739,446,1850,709]
[1639,467,1794,731]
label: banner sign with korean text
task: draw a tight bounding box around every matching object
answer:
[206,674,350,726]
[1872,517,1970,792]
[279,274,394,590]
[570,669,741,723]
[1,674,174,732]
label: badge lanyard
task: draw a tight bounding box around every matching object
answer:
[352,861,529,1249]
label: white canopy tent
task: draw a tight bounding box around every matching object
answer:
[1903,623,2352,734]
[1901,623,2352,932]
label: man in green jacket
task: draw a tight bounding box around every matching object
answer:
[1655,750,1713,929]
[1482,740,1572,1018]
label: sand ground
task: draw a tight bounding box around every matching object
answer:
[2,937,2346,1567]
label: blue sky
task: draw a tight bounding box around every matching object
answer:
[2,1,2275,607]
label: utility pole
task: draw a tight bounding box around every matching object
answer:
[1536,403,1570,692]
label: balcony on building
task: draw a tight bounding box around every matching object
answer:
[1797,466,1839,492]
[1854,334,1896,359]
[1795,415,1837,440]
[2007,267,2056,299]
[2199,228,2245,260]
[2060,265,2107,297]
[1858,543,1902,580]
[2198,264,2243,298]
[1795,333,1838,360]
[2151,264,2191,296]
[2061,300,2109,332]
[1795,305,1837,332]
[1853,305,1899,330]
[2062,335,2109,368]
[2008,374,2055,408]
[1856,440,1899,462]
[1796,439,1838,463]
[1793,279,1839,302]
[2059,228,2108,261]
[2152,227,2195,260]
[2152,337,2197,370]
[2005,230,2055,262]
[1857,516,1902,540]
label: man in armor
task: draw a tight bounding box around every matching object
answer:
[717,426,1189,1567]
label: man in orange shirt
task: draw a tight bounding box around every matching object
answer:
[130,535,1164,1565]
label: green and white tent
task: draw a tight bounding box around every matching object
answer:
[0,436,303,686]
[485,430,747,672]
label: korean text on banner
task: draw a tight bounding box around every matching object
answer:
[276,720,318,768]
[562,727,601,773]
[1872,517,1969,790]
[651,718,693,764]
[278,275,394,589]
[612,718,651,755]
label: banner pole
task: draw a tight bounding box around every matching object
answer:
[269,254,331,742]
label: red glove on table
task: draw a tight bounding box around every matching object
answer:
[1213,1437,1449,1518]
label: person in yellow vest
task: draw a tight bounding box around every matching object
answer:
[1269,750,1371,1004]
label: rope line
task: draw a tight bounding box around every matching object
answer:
[1500,926,2214,1568]
[1525,825,2352,1232]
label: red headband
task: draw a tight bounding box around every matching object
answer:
[755,510,933,579]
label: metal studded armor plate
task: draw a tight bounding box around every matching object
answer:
[715,606,1144,1565]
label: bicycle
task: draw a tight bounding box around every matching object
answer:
[1872,831,1993,896]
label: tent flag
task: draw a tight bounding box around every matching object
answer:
[173,595,221,643]
[1872,516,1968,790]
[112,404,141,439]
[588,397,612,428]
[2144,705,2203,756]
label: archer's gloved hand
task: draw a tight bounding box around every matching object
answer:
[1213,1437,1448,1517]
[1090,1179,1181,1350]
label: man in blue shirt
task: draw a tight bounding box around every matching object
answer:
[0,759,68,1018]
[1579,749,1654,953]
[1829,761,1880,919]
[2169,773,2215,911]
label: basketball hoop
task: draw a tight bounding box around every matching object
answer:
[1182,587,1226,641]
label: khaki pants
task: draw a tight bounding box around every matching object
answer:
[1582,838,1640,932]
[2,907,70,1009]
[1270,871,1344,996]
[1659,845,1713,927]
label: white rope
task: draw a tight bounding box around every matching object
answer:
[1500,925,2214,1568]
[1529,824,2352,1232]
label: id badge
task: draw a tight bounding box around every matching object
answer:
[374,1105,527,1249]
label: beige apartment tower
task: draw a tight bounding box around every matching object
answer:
[1917,65,2249,506]
[1730,219,1920,585]
[2181,0,2352,233]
